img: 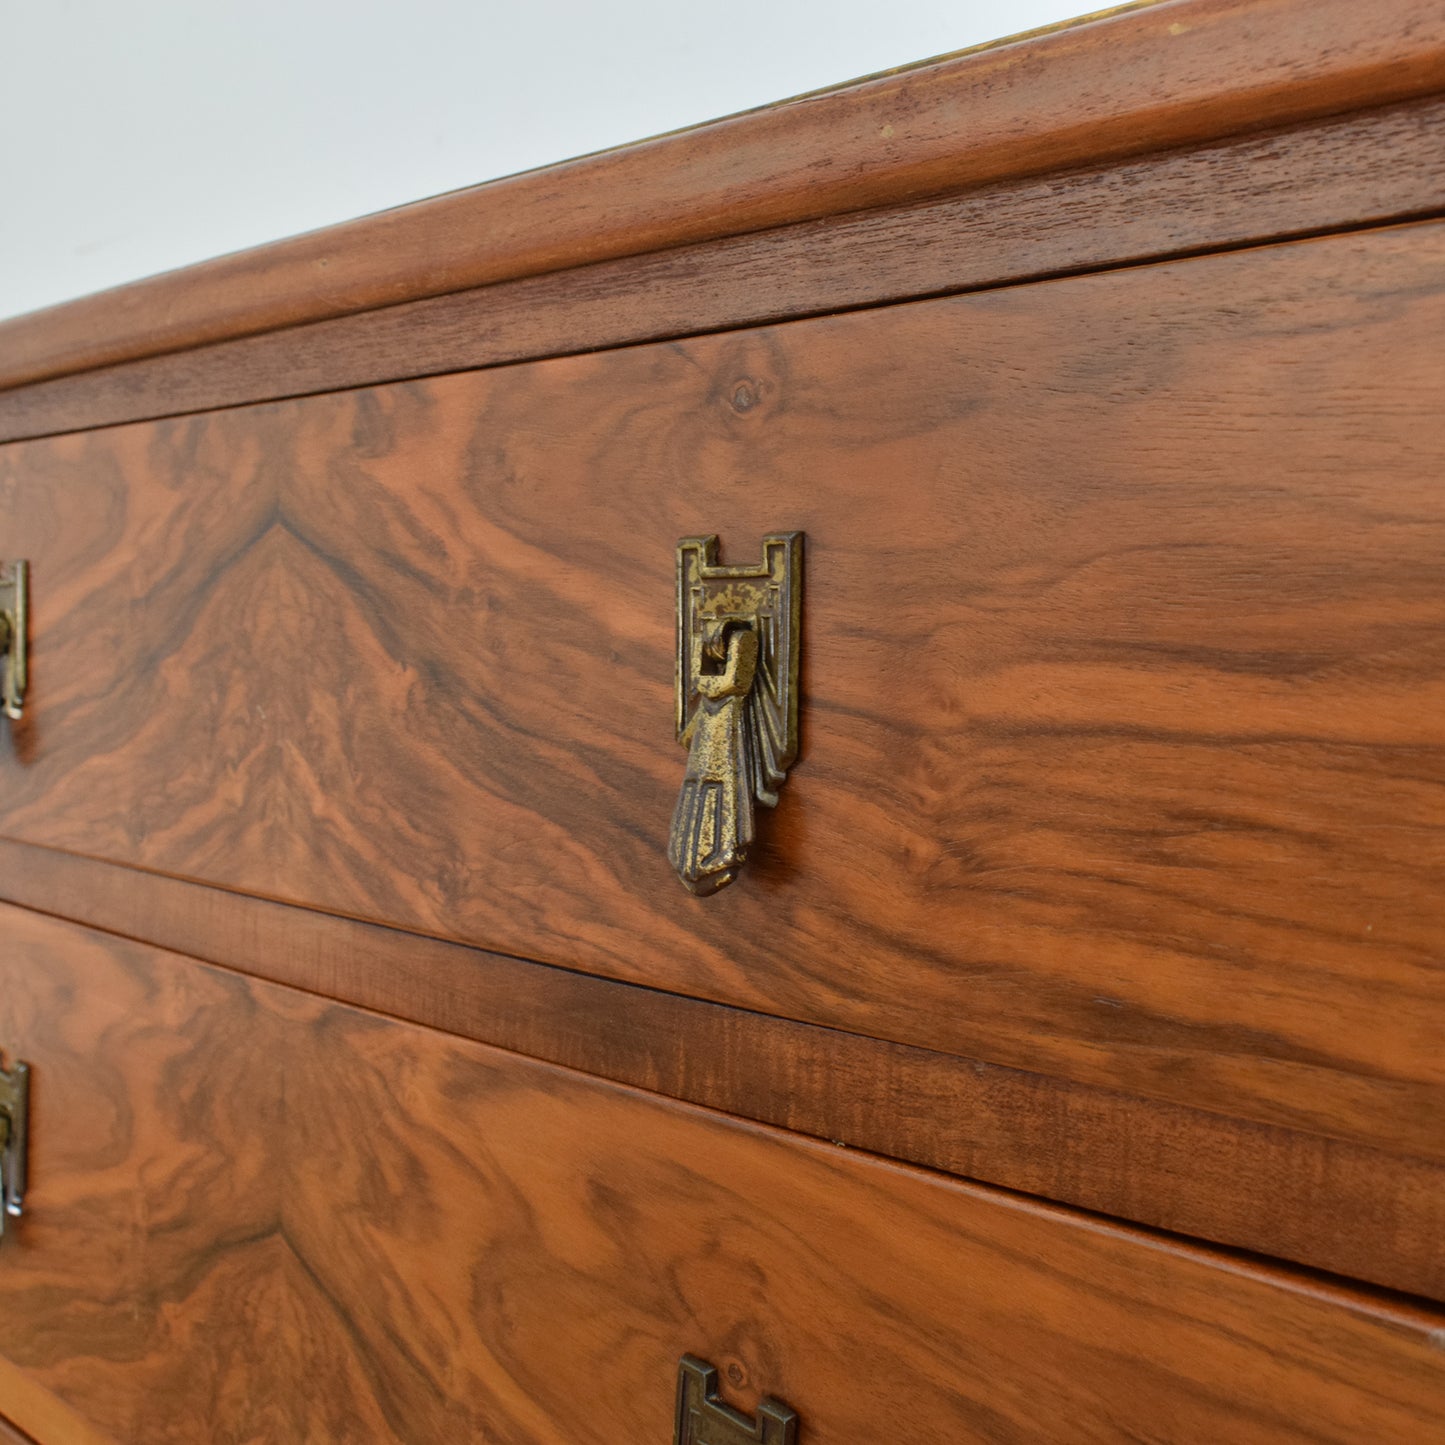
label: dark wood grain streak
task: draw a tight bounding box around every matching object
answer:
[2,904,1443,1444]
[4,93,1445,445]
[2,224,1443,1172]
[4,0,1445,392]
[2,837,1443,1302]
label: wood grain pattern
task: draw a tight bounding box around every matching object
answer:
[0,919,280,1443]
[3,837,1443,1302]
[0,907,413,1443]
[5,92,1445,447]
[2,223,1445,1168]
[3,0,1445,391]
[1,903,1443,1444]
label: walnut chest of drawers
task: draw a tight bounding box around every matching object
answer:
[0,1,1443,1440]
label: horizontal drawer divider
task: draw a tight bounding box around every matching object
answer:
[1,833,1441,1304]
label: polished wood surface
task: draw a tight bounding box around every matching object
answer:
[2,223,1444,1165]
[3,0,1445,391]
[0,903,1442,1444]
[6,92,1445,447]
[0,918,279,1443]
[5,837,1443,1300]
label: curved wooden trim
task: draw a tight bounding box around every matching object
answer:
[4,92,1443,446]
[2,0,1444,391]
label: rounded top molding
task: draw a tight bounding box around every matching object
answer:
[1,0,1443,392]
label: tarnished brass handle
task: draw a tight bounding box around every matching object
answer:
[0,560,29,721]
[0,1056,29,1242]
[675,1356,799,1444]
[668,533,802,895]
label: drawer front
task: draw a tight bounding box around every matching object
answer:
[0,905,1442,1444]
[2,223,1445,1156]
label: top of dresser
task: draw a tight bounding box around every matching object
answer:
[1,0,1442,396]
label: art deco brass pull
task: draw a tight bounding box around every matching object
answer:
[669,533,802,895]
[0,560,29,721]
[674,1356,799,1445]
[0,1056,29,1242]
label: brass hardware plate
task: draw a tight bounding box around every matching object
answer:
[0,1056,29,1240]
[669,533,802,895]
[0,560,29,721]
[674,1356,798,1445]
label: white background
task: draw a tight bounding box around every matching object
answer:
[0,1,1090,323]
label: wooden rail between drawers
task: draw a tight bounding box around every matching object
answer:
[0,837,1441,1305]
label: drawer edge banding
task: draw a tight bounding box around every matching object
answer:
[0,836,1440,1304]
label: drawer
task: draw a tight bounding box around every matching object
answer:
[2,222,1445,1158]
[0,904,1442,1444]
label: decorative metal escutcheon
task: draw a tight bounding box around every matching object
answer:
[0,560,29,721]
[0,1055,29,1242]
[674,1356,799,1445]
[669,533,802,896]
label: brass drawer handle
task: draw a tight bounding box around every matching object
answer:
[0,560,29,721]
[0,1056,29,1240]
[669,533,802,895]
[675,1356,798,1444]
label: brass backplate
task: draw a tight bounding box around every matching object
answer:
[0,560,29,721]
[0,1056,29,1238]
[674,1357,798,1445]
[669,533,802,895]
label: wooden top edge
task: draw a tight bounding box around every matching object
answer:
[2,0,1444,393]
